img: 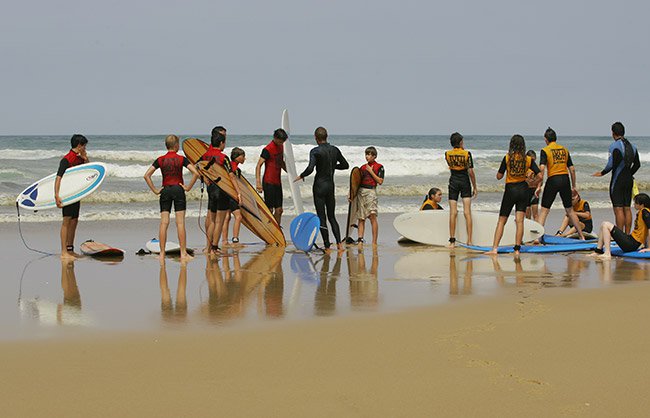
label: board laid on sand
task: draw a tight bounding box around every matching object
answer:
[460,242,598,254]
[611,248,650,259]
[344,167,361,243]
[17,162,107,211]
[182,138,285,246]
[145,238,195,255]
[393,210,544,247]
[281,109,304,214]
[540,234,597,245]
[80,240,124,258]
[290,212,320,252]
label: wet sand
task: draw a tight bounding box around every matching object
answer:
[1,208,650,415]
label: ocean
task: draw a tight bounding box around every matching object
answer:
[1,134,648,223]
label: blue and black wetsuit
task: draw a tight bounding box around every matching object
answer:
[299,143,349,247]
[601,138,640,207]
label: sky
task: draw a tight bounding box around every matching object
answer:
[1,0,649,136]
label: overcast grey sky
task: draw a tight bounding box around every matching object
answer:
[1,0,649,136]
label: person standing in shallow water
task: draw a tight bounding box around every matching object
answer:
[592,121,640,234]
[295,126,349,252]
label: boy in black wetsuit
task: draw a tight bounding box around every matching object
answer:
[445,132,477,248]
[295,127,349,252]
[55,134,89,260]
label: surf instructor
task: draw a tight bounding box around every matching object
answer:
[295,126,349,252]
[55,134,89,260]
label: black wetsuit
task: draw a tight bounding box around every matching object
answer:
[299,143,349,247]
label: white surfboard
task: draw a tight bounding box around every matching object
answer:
[16,162,107,211]
[146,238,181,254]
[393,210,544,247]
[282,109,304,214]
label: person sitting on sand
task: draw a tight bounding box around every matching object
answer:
[556,192,592,237]
[421,187,443,210]
[589,193,650,259]
[144,134,199,262]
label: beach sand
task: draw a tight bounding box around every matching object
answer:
[1,208,650,416]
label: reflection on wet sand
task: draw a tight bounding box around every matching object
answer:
[314,254,342,316]
[201,247,285,324]
[449,256,473,295]
[348,248,379,310]
[159,262,188,324]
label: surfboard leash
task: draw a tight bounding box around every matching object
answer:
[15,203,56,256]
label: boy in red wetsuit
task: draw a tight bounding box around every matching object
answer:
[144,135,199,262]
[256,128,287,225]
[55,134,89,260]
[356,146,384,245]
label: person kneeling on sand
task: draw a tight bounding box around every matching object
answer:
[556,192,592,237]
[589,193,650,259]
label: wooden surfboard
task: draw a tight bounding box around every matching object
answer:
[80,240,125,258]
[344,167,361,244]
[182,138,286,246]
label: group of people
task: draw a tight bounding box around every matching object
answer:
[433,122,647,258]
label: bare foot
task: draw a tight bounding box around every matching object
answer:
[596,253,612,260]
[586,252,600,258]
[484,250,498,255]
[159,252,166,262]
[448,242,456,249]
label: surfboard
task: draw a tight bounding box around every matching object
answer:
[145,238,195,255]
[393,210,544,247]
[290,212,320,252]
[611,248,650,259]
[540,234,598,245]
[460,242,598,254]
[182,138,286,246]
[282,109,304,214]
[344,167,362,244]
[80,240,124,258]
[16,162,107,211]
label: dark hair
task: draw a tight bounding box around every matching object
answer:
[450,132,463,148]
[544,127,557,142]
[211,131,226,147]
[70,134,88,148]
[526,149,536,159]
[424,187,441,203]
[612,121,625,137]
[634,193,650,207]
[509,134,526,160]
[273,128,288,141]
[365,146,377,157]
[231,147,245,160]
[315,126,328,142]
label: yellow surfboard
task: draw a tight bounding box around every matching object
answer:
[183,138,285,247]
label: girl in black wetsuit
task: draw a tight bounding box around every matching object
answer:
[296,127,349,251]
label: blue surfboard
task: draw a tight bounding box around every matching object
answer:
[289,252,320,283]
[611,248,650,259]
[290,212,320,252]
[540,234,597,245]
[461,242,598,254]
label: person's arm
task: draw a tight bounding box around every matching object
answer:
[144,164,161,195]
[631,150,641,176]
[224,157,242,204]
[296,148,317,181]
[569,166,578,193]
[641,210,650,251]
[469,168,478,197]
[496,156,506,180]
[365,165,384,185]
[54,159,70,208]
[78,147,89,163]
[255,157,266,193]
[594,145,616,177]
[535,150,547,197]
[529,160,542,187]
[183,159,199,191]
[335,149,349,170]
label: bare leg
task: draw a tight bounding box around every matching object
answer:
[531,204,539,222]
[557,215,570,235]
[613,207,625,232]
[159,212,170,262]
[232,209,242,242]
[211,210,228,254]
[357,218,366,243]
[221,209,232,245]
[590,221,614,258]
[369,213,379,245]
[514,211,525,256]
[176,210,193,261]
[273,207,283,226]
[448,199,458,248]
[462,197,473,245]
[486,216,507,255]
[623,207,632,234]
[537,206,550,227]
[565,208,584,240]
[204,210,216,253]
[60,217,75,260]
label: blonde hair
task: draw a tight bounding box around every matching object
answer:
[165,134,179,150]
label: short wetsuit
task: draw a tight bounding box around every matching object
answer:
[539,142,573,209]
[201,146,232,212]
[261,141,284,209]
[299,143,349,247]
[57,150,85,218]
[497,154,540,217]
[573,199,593,233]
[445,148,473,200]
[600,138,641,207]
[611,208,650,252]
[152,151,190,212]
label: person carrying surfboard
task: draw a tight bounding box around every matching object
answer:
[356,146,384,246]
[256,129,288,226]
[144,134,199,262]
[485,135,541,256]
[295,126,349,252]
[589,193,650,259]
[445,132,477,248]
[221,147,245,245]
[534,127,585,240]
[591,121,640,234]
[420,188,443,210]
[55,134,89,260]
[197,127,242,255]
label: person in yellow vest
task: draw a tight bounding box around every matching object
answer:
[445,132,477,248]
[589,193,650,259]
[525,150,541,221]
[486,135,541,256]
[534,127,585,240]
[420,187,443,210]
[556,192,592,237]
